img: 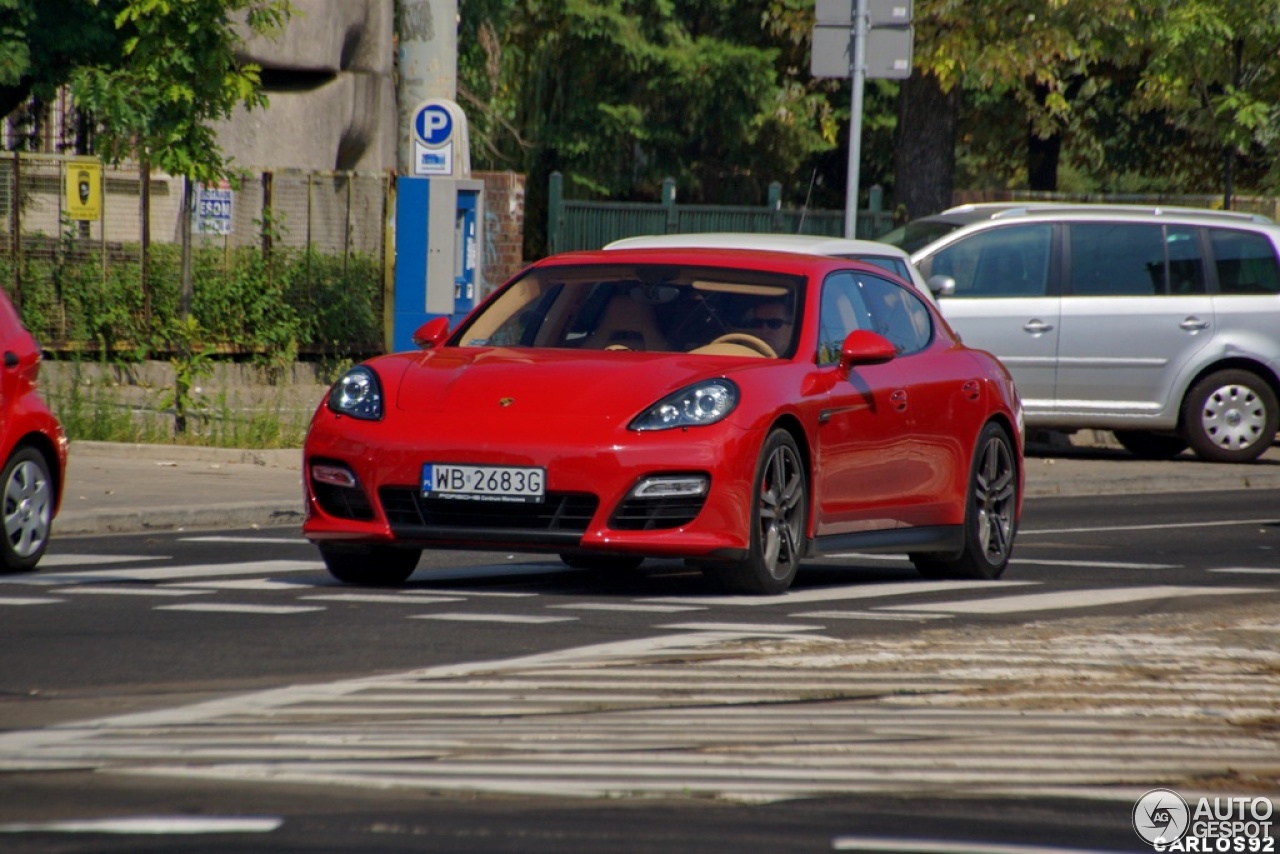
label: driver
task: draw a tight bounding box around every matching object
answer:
[744,297,795,355]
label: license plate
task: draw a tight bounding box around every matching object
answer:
[422,464,546,503]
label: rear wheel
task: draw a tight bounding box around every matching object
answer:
[1113,430,1189,460]
[1182,369,1278,463]
[702,429,807,595]
[319,544,421,585]
[912,422,1017,580]
[1,447,54,574]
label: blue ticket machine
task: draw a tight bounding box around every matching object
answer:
[391,99,484,352]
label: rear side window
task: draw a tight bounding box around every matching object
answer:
[924,224,1052,297]
[1067,223,1205,296]
[1209,228,1280,295]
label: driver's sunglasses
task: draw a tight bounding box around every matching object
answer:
[749,318,789,330]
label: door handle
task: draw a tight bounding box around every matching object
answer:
[1180,316,1210,332]
[1022,319,1054,334]
[890,389,908,411]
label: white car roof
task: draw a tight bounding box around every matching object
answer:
[604,232,910,258]
[603,232,932,298]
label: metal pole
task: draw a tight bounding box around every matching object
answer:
[844,0,868,239]
[396,0,458,176]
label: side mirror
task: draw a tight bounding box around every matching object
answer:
[412,316,450,349]
[838,329,897,372]
[927,274,956,298]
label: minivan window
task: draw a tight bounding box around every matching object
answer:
[924,224,1052,297]
[1067,223,1168,296]
[1209,228,1280,295]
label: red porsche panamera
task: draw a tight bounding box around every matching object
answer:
[303,248,1024,594]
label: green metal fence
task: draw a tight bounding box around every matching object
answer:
[546,172,894,254]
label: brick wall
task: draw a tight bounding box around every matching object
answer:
[476,171,527,297]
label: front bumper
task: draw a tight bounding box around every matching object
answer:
[302,410,761,559]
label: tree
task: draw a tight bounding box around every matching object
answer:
[1133,0,1280,203]
[0,0,126,148]
[69,0,290,431]
[460,0,838,257]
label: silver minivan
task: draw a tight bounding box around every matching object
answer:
[912,207,1280,462]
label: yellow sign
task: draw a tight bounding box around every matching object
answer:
[65,160,101,221]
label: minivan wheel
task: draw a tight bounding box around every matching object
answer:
[1112,430,1189,460]
[1182,370,1279,463]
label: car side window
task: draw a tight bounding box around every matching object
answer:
[859,274,933,355]
[818,272,873,365]
[925,224,1052,297]
[1209,228,1280,295]
[1067,223,1168,296]
[1166,226,1207,294]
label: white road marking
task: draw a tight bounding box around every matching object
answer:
[1019,517,1280,535]
[302,594,465,605]
[792,610,952,621]
[1209,567,1280,575]
[548,603,705,613]
[166,579,312,591]
[411,613,577,624]
[644,580,1037,607]
[2,561,324,586]
[0,596,61,605]
[0,816,283,835]
[657,622,826,633]
[34,554,169,568]
[155,603,325,615]
[1009,559,1176,569]
[61,587,208,597]
[877,585,1272,615]
[832,837,1125,854]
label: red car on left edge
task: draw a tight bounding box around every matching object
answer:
[303,248,1024,595]
[0,289,66,573]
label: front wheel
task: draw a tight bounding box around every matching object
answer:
[319,544,421,585]
[1,447,54,573]
[912,422,1018,580]
[702,429,807,595]
[1182,370,1278,463]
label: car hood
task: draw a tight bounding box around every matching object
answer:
[393,347,764,417]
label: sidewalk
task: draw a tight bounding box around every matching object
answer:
[54,437,1280,537]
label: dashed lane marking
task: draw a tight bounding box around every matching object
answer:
[154,603,325,615]
[410,613,577,624]
[643,580,1037,608]
[876,585,1271,615]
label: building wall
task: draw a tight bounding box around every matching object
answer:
[214,0,397,173]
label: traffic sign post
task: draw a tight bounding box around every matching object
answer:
[812,0,913,238]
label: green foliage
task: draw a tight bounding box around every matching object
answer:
[0,0,125,118]
[69,0,289,182]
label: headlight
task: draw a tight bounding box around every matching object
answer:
[328,366,383,420]
[630,379,739,431]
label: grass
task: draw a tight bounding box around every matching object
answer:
[44,366,312,449]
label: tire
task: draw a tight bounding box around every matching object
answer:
[911,422,1017,581]
[1182,370,1279,463]
[702,429,807,595]
[319,544,421,585]
[559,553,644,572]
[1112,430,1189,460]
[1,447,54,574]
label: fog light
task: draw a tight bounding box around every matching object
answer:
[312,463,358,488]
[630,475,709,499]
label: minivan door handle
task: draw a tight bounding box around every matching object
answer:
[1180,316,1210,332]
[1022,319,1055,334]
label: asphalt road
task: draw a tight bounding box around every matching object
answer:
[0,484,1277,853]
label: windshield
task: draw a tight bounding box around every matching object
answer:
[453,264,805,359]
